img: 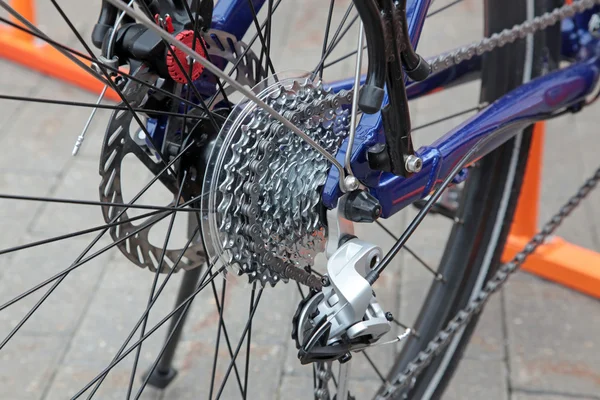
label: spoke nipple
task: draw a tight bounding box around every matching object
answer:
[435,273,446,283]
[405,155,423,173]
[72,136,84,156]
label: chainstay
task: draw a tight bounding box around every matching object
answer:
[377,165,600,398]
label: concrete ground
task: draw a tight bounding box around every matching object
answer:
[0,0,598,399]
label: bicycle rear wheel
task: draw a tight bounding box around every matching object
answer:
[380,0,562,398]
[0,0,561,399]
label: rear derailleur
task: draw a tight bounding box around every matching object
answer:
[292,237,392,365]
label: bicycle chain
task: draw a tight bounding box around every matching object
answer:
[377,166,600,397]
[284,1,600,118]
[370,1,600,397]
[429,0,600,74]
[275,0,600,393]
[214,0,599,393]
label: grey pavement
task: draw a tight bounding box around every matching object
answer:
[0,0,599,399]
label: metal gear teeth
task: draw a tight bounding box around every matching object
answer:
[215,78,352,287]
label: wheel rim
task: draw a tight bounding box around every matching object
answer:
[0,0,543,398]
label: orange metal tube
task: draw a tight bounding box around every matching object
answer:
[510,122,545,237]
[0,34,120,101]
[9,0,35,43]
[0,0,120,101]
[503,121,600,299]
[504,236,600,299]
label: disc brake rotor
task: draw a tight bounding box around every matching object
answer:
[99,30,264,272]
[201,72,351,288]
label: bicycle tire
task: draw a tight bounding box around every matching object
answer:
[379,0,562,398]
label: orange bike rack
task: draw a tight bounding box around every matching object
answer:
[502,122,600,298]
[0,0,119,101]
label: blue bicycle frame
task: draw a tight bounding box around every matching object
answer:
[208,0,600,219]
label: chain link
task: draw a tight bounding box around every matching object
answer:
[300,1,600,116]
[430,0,600,74]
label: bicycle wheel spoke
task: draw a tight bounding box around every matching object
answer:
[206,0,285,109]
[264,0,276,81]
[137,1,221,133]
[427,0,463,18]
[49,0,172,170]
[375,221,445,282]
[0,210,164,257]
[0,193,202,212]
[312,3,357,76]
[318,0,336,80]
[0,190,205,314]
[246,0,277,76]
[208,279,246,398]
[181,0,234,114]
[0,94,210,120]
[296,281,306,300]
[0,16,212,114]
[86,227,201,399]
[208,278,227,400]
[243,282,257,399]
[322,45,367,70]
[312,365,318,400]
[0,141,195,313]
[0,211,172,351]
[178,0,204,145]
[362,351,386,383]
[125,172,188,399]
[132,268,219,400]
[73,261,227,399]
[330,362,338,388]
[214,287,264,400]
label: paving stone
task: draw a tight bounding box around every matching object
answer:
[505,272,600,397]
[443,359,508,400]
[278,374,382,400]
[0,171,59,248]
[163,340,285,400]
[0,335,68,400]
[512,391,600,400]
[0,235,112,338]
[0,60,45,129]
[540,115,599,250]
[42,363,164,400]
[0,79,94,175]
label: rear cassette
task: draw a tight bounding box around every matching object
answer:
[201,72,352,288]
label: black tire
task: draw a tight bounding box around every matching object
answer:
[379,0,562,398]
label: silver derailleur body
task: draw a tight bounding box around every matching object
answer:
[294,211,391,364]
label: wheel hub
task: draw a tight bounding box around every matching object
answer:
[98,30,264,273]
